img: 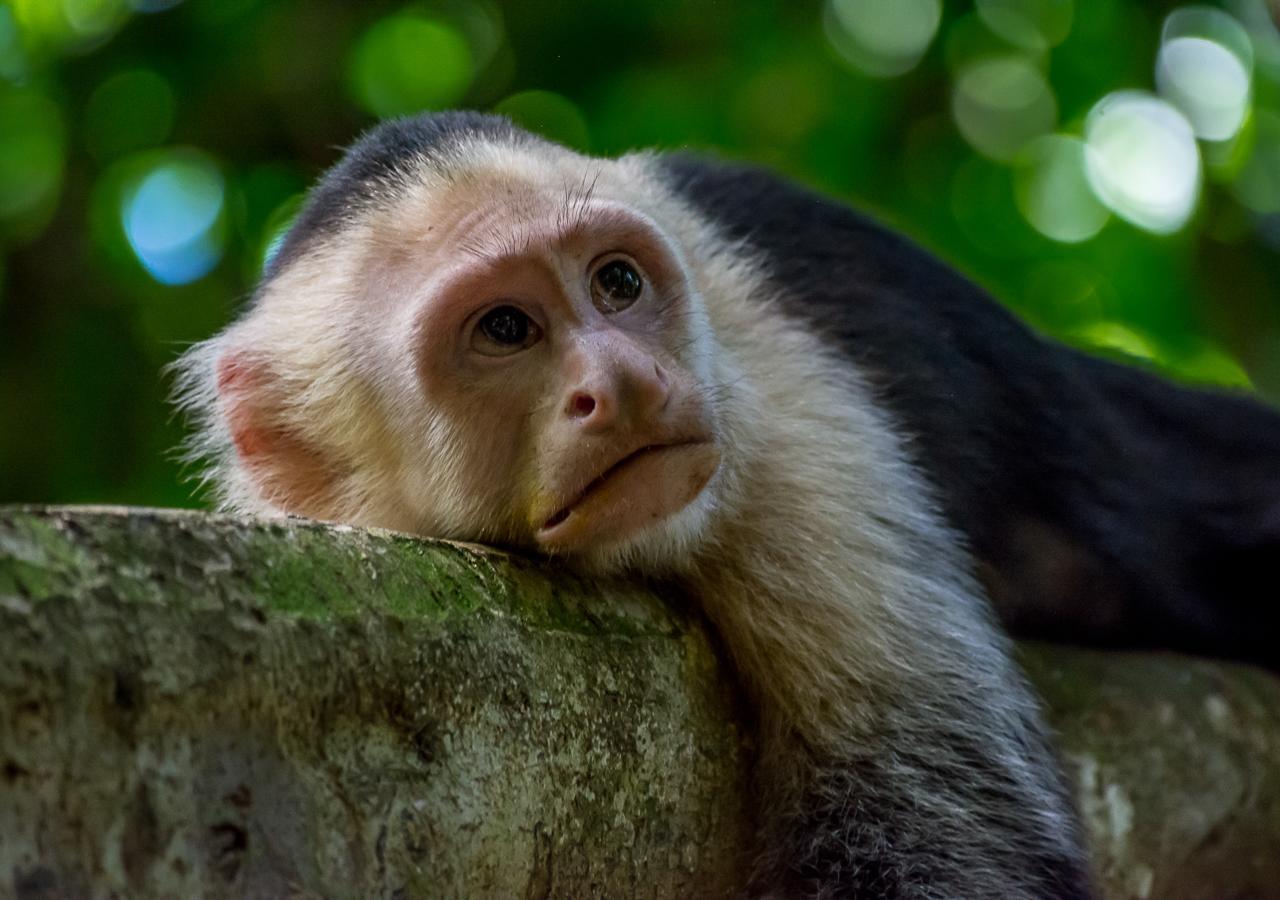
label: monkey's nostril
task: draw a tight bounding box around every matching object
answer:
[573,394,596,416]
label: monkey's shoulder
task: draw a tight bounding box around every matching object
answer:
[659,151,1280,661]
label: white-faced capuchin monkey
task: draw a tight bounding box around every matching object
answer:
[174,112,1280,899]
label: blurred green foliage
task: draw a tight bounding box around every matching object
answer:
[1,0,1278,507]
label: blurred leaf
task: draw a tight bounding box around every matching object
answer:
[348,10,473,117]
[494,89,589,150]
[83,68,175,161]
[0,85,66,240]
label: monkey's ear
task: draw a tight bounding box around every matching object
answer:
[215,350,339,513]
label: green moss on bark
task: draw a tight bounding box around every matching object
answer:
[0,507,751,898]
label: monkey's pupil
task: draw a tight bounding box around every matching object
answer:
[596,260,642,304]
[480,306,529,345]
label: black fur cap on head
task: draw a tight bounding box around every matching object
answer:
[267,111,528,278]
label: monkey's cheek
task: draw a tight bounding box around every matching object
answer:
[534,443,721,553]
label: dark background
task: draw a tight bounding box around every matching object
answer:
[1,0,1278,508]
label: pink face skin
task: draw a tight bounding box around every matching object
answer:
[392,183,721,555]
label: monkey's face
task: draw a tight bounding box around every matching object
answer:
[209,147,724,573]
[398,172,723,565]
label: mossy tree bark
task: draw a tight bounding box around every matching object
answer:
[1,508,1278,899]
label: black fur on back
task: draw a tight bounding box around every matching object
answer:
[661,153,1280,668]
[267,111,526,278]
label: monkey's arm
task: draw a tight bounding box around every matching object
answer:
[663,154,1280,667]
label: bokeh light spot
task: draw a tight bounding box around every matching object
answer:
[0,6,27,81]
[446,0,505,74]
[1084,92,1201,234]
[1175,342,1252,388]
[9,0,67,51]
[1074,320,1163,364]
[952,55,1057,161]
[258,193,304,274]
[348,12,474,118]
[494,90,589,150]
[976,0,1074,51]
[60,0,128,42]
[1158,38,1249,141]
[595,66,723,149]
[1230,0,1280,74]
[0,88,66,234]
[729,63,830,149]
[824,0,942,78]
[1167,6,1254,64]
[9,0,130,55]
[84,69,175,161]
[121,150,226,285]
[233,163,308,278]
[1075,323,1252,388]
[1157,7,1253,143]
[1015,135,1110,242]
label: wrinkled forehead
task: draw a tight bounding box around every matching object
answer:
[262,116,591,276]
[357,139,680,283]
[380,139,616,241]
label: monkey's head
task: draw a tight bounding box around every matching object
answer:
[176,113,727,573]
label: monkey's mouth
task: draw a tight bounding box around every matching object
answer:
[541,442,697,528]
[535,439,720,549]
[542,506,573,530]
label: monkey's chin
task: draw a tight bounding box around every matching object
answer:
[533,442,721,561]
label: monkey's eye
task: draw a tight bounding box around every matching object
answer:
[471,305,541,356]
[591,257,644,313]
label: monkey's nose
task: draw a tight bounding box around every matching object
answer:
[568,392,597,418]
[564,353,671,432]
[564,384,617,431]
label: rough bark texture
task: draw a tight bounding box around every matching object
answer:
[1,507,1278,899]
[0,507,752,899]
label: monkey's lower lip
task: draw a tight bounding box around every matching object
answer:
[541,441,699,528]
[536,440,719,548]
